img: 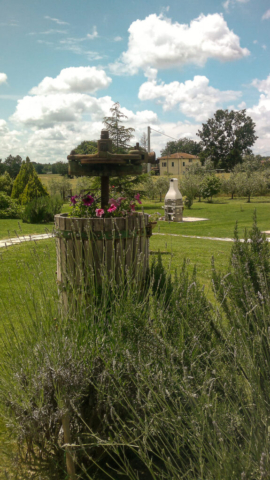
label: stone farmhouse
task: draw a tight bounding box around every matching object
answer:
[159,152,201,175]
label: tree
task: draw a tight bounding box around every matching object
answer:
[0,172,13,196]
[180,172,204,207]
[197,109,257,171]
[221,174,239,200]
[48,176,71,200]
[236,172,267,203]
[161,138,202,157]
[140,132,148,151]
[155,177,170,202]
[103,102,135,153]
[11,157,35,200]
[70,140,98,155]
[200,175,222,202]
[51,161,68,175]
[20,174,49,205]
[4,155,22,178]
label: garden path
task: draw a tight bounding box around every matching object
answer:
[1,231,270,249]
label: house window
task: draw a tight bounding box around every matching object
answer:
[183,162,185,166]
[162,162,167,167]
[189,159,192,163]
[171,162,174,167]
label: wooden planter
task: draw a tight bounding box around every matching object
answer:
[54,213,152,307]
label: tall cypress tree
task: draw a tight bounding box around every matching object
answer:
[20,174,48,205]
[11,157,35,200]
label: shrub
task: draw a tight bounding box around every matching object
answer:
[20,174,49,205]
[21,195,63,223]
[0,171,13,196]
[0,192,22,218]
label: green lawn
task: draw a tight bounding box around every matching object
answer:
[143,197,270,238]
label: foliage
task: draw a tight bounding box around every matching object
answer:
[197,109,257,170]
[3,155,22,179]
[11,156,36,201]
[221,173,239,199]
[154,176,170,201]
[51,161,68,175]
[21,195,63,223]
[180,172,204,206]
[103,102,135,152]
[160,137,202,157]
[0,172,13,196]
[69,192,143,218]
[236,171,267,202]
[109,173,149,201]
[48,176,71,200]
[0,193,22,219]
[70,140,98,155]
[20,174,49,205]
[233,153,262,174]
[200,175,222,201]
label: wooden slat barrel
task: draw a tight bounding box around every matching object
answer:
[54,213,152,311]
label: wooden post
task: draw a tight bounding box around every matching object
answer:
[62,411,76,480]
[101,175,109,209]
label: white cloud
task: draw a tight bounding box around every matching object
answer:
[262,9,270,20]
[114,36,123,42]
[139,75,241,121]
[57,38,102,59]
[238,101,246,109]
[30,67,112,95]
[247,74,270,155]
[223,0,249,11]
[0,73,7,85]
[87,26,98,40]
[110,13,249,75]
[40,29,68,35]
[262,45,267,50]
[11,93,114,127]
[44,15,69,25]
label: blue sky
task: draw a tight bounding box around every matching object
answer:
[0,0,269,162]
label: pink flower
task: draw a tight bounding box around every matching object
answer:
[130,203,135,212]
[82,195,94,207]
[70,195,78,205]
[108,204,117,213]
[134,193,142,204]
[96,208,104,218]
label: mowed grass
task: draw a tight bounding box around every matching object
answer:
[143,197,270,238]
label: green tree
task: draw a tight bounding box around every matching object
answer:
[200,175,221,202]
[20,174,49,205]
[236,172,267,202]
[51,161,68,175]
[11,157,35,200]
[103,102,135,153]
[161,137,202,157]
[70,140,98,155]
[221,174,239,200]
[0,171,13,196]
[4,155,22,178]
[180,172,204,207]
[155,177,170,202]
[48,176,71,200]
[197,109,257,171]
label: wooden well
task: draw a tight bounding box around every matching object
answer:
[55,213,152,308]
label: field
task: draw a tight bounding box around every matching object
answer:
[0,197,270,477]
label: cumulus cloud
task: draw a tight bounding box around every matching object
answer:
[247,74,270,155]
[87,26,98,40]
[0,73,7,85]
[262,9,270,20]
[110,13,249,75]
[30,67,112,95]
[11,93,114,127]
[139,75,241,121]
